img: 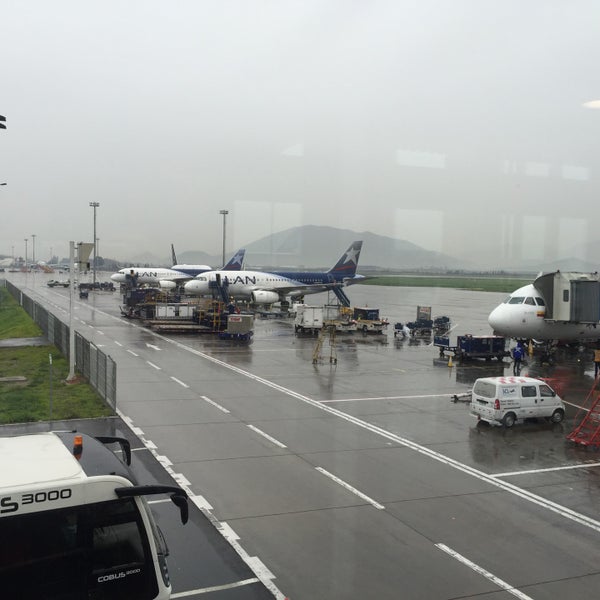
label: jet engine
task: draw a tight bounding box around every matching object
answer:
[159,280,177,290]
[250,290,280,304]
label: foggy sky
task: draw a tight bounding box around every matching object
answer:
[1,1,599,267]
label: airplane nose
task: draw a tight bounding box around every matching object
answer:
[110,273,125,282]
[487,304,504,333]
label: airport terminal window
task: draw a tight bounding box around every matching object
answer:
[522,386,537,397]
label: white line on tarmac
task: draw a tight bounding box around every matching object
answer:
[200,395,230,413]
[114,341,123,347]
[170,578,261,597]
[170,376,189,388]
[127,349,139,357]
[436,543,534,600]
[316,467,385,509]
[247,425,287,448]
[320,393,455,403]
[493,462,600,478]
[146,361,161,370]
[563,400,589,411]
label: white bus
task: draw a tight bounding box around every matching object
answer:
[0,431,188,599]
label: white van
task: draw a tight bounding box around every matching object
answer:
[470,376,565,427]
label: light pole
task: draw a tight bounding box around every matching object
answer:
[24,238,28,271]
[219,209,229,268]
[89,202,100,287]
[31,234,36,267]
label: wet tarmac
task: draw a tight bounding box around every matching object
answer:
[6,273,600,599]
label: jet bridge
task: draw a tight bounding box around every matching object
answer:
[535,271,600,322]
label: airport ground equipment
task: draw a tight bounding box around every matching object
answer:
[331,284,351,307]
[219,313,254,341]
[47,279,70,288]
[353,307,388,333]
[434,334,508,361]
[0,431,188,599]
[294,304,357,333]
[312,324,338,364]
[567,378,600,448]
[295,304,324,334]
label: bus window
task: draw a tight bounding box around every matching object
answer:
[0,499,160,600]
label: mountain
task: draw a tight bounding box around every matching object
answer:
[122,226,473,271]
[242,226,470,270]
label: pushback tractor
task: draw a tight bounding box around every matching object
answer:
[0,431,188,599]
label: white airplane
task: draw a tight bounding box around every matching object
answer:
[111,249,245,290]
[488,271,600,342]
[183,241,364,304]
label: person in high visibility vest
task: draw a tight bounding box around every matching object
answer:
[594,346,600,378]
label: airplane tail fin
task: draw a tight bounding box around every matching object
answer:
[222,248,245,271]
[171,244,178,267]
[328,241,363,279]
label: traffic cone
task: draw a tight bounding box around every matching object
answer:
[528,340,533,356]
[448,355,453,368]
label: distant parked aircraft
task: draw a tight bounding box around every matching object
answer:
[110,249,245,289]
[183,241,364,304]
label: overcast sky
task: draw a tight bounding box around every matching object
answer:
[1,1,599,266]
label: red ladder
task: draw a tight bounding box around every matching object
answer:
[566,378,600,448]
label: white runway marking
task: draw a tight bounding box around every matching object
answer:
[493,462,600,478]
[127,349,139,357]
[320,393,454,403]
[436,543,535,600]
[200,395,230,413]
[146,343,161,350]
[170,376,189,388]
[146,361,161,370]
[170,578,261,597]
[247,425,287,448]
[316,467,385,509]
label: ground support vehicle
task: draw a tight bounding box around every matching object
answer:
[79,289,89,299]
[353,307,389,334]
[47,279,70,288]
[295,304,356,334]
[434,334,508,361]
[470,376,565,427]
[0,431,188,599]
[295,305,324,334]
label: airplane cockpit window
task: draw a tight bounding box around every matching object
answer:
[524,297,536,305]
[535,298,545,306]
[508,296,525,305]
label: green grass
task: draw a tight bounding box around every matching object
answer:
[359,276,528,293]
[0,287,113,424]
[0,291,43,339]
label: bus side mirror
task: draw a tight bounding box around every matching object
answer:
[171,493,189,524]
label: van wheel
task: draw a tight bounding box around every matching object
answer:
[502,412,516,428]
[550,409,564,424]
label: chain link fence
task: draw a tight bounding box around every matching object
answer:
[2,280,117,411]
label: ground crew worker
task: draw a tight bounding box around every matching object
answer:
[594,345,600,378]
[512,343,524,375]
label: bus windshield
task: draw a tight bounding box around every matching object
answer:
[0,498,160,600]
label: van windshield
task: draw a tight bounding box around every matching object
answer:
[0,498,158,600]
[473,381,496,398]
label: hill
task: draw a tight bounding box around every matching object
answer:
[175,225,471,271]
